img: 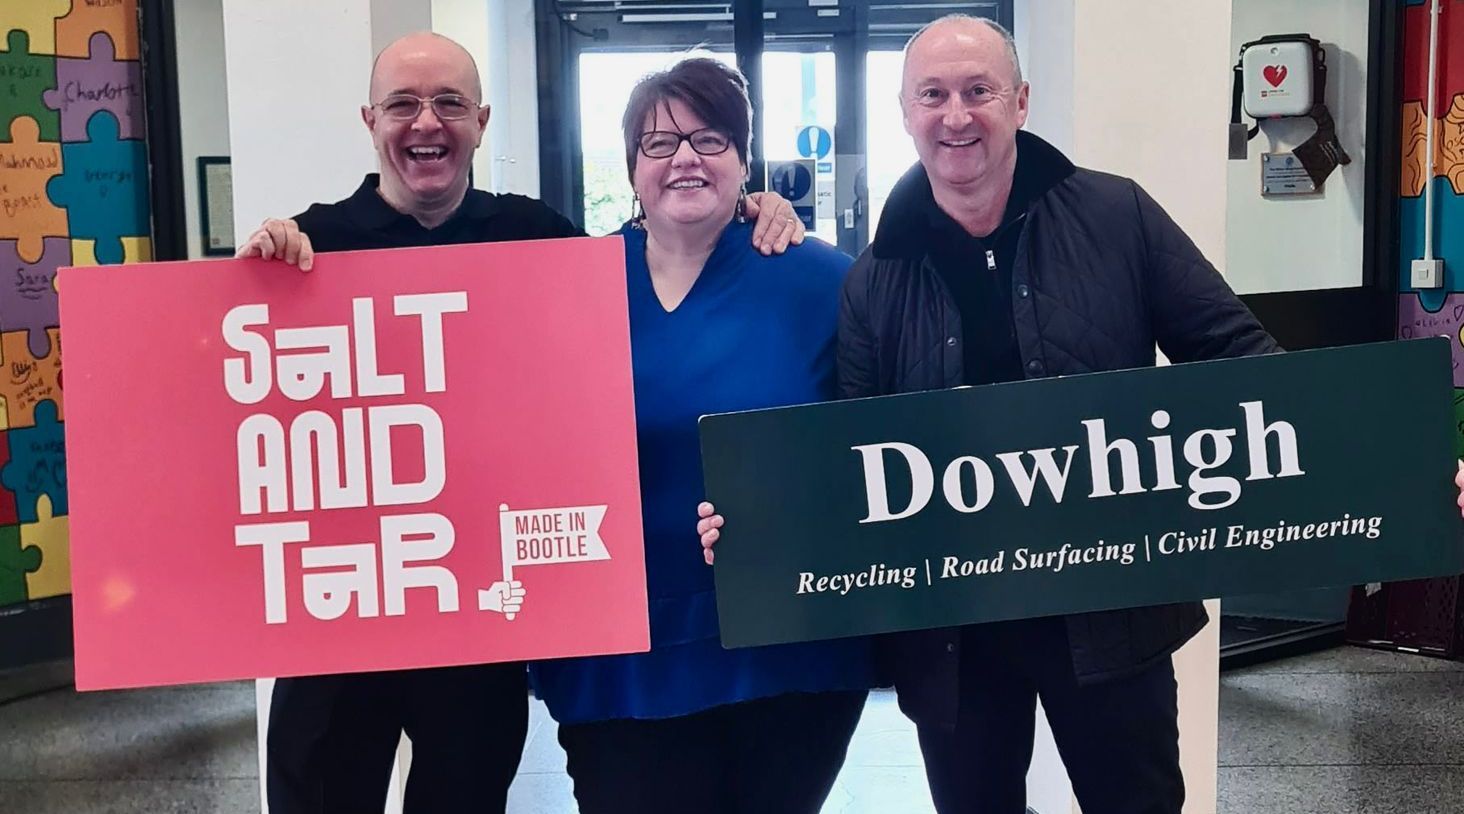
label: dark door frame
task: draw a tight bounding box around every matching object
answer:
[141,0,188,262]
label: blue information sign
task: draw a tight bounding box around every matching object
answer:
[796,126,833,160]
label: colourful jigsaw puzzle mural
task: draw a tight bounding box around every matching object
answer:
[1,0,150,611]
[1400,1,1464,293]
[1398,0,1464,458]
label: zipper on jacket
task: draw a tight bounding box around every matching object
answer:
[983,212,1026,274]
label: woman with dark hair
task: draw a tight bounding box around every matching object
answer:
[529,58,873,813]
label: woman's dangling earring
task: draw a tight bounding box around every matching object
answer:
[735,184,748,223]
[630,193,646,229]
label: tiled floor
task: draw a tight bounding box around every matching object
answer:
[3,645,1463,813]
[1216,647,1464,813]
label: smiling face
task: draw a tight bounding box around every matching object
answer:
[632,98,746,232]
[361,34,489,217]
[901,19,1028,194]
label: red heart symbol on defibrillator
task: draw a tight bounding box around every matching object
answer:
[1263,65,1288,87]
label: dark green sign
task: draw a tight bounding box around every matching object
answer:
[699,340,1464,649]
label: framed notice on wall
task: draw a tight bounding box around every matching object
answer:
[198,156,235,257]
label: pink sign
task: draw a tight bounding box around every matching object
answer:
[60,238,648,690]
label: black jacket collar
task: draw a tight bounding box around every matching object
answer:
[872,130,1077,260]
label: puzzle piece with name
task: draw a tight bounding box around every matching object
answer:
[0,31,60,143]
[0,116,68,263]
[0,524,37,607]
[45,111,147,266]
[1402,101,1429,198]
[70,235,150,266]
[43,32,143,143]
[21,494,68,600]
[0,329,62,430]
[0,399,66,524]
[56,0,140,61]
[1400,97,1464,198]
[0,238,64,359]
[1440,94,1464,196]
[0,0,71,56]
[1399,294,1464,383]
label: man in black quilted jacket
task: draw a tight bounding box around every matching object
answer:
[839,14,1280,814]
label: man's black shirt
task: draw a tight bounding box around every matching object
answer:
[294,174,583,252]
[267,173,582,814]
[922,147,1070,386]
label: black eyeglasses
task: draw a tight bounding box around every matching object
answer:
[372,94,480,121]
[638,128,733,159]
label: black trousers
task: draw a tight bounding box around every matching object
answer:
[913,617,1184,814]
[266,662,528,814]
[557,689,868,814]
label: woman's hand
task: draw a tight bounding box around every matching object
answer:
[1455,461,1464,518]
[697,501,725,565]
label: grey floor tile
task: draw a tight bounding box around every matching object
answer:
[0,660,73,703]
[517,702,568,775]
[1219,765,1464,814]
[0,779,260,814]
[1234,646,1464,676]
[822,766,937,814]
[842,691,926,768]
[510,764,936,814]
[0,683,257,781]
[506,771,577,813]
[1219,671,1464,767]
[10,645,1464,813]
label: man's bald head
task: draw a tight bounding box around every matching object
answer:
[361,31,490,226]
[902,15,1022,92]
[369,32,483,103]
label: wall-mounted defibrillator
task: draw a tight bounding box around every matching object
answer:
[1229,33,1350,195]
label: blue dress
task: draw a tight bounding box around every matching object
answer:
[529,221,875,724]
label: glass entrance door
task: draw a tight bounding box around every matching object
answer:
[538,0,1010,254]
